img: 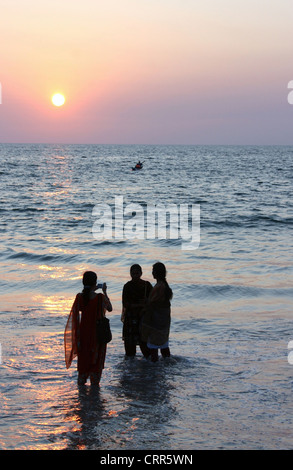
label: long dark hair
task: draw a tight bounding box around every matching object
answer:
[152,262,173,300]
[82,271,97,305]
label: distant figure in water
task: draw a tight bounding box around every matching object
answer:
[121,264,152,358]
[141,262,172,362]
[64,271,112,385]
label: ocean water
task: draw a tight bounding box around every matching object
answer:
[0,143,292,450]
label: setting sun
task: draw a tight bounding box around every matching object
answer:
[52,93,65,107]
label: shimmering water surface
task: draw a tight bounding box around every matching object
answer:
[0,144,292,449]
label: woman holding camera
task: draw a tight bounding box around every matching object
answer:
[64,271,112,385]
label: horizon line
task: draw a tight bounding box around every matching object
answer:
[0,142,293,147]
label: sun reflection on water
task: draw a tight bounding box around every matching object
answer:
[32,294,72,317]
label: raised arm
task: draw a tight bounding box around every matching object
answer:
[102,283,113,312]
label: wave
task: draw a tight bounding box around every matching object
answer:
[203,213,293,228]
[0,242,129,265]
[177,283,293,301]
[3,250,79,264]
[10,207,45,213]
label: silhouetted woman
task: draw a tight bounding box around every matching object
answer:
[146,262,173,362]
[122,264,152,357]
[64,271,112,385]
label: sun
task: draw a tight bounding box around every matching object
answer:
[52,93,65,107]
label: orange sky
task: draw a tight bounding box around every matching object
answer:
[0,0,292,144]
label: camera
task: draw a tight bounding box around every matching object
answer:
[96,283,104,289]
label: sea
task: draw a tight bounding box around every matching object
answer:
[0,143,292,451]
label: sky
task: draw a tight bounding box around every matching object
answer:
[0,0,292,145]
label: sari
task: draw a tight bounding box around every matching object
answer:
[64,293,107,377]
[141,282,171,347]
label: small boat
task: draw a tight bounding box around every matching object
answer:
[131,161,143,171]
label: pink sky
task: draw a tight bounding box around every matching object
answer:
[0,0,292,144]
